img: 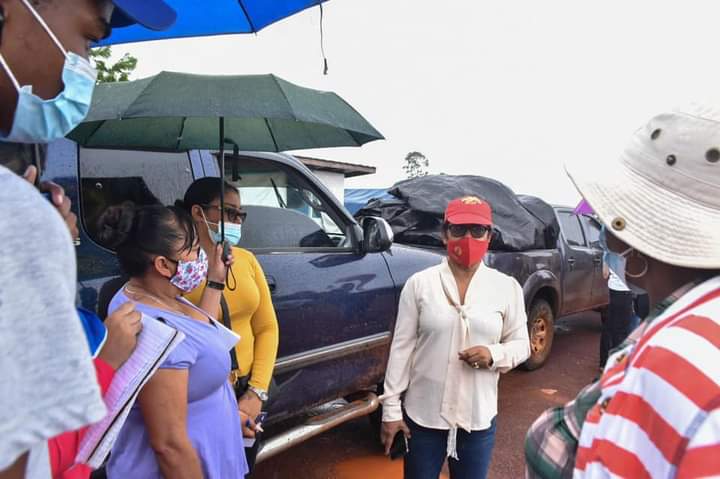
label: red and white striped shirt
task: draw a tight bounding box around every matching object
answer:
[575,276,720,478]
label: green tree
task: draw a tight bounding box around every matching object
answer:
[90,46,138,83]
[403,151,429,179]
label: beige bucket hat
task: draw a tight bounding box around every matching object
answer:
[566,103,720,269]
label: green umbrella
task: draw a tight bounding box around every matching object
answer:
[70,71,384,151]
[68,71,383,243]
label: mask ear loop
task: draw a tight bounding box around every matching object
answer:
[0,6,21,92]
[161,256,180,282]
[0,53,21,92]
[19,0,68,58]
[199,208,220,242]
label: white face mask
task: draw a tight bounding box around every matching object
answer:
[0,0,98,144]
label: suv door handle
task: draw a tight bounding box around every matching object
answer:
[266,275,277,293]
[567,257,576,268]
[593,257,602,264]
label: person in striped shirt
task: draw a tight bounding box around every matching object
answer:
[526,104,720,478]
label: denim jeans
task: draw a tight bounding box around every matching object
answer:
[404,415,497,479]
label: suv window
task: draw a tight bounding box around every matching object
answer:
[580,215,601,246]
[226,155,349,250]
[79,148,194,249]
[557,211,586,247]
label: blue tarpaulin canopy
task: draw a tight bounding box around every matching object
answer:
[344,188,392,215]
[102,0,327,45]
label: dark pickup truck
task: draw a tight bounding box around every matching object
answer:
[384,205,608,369]
[482,206,608,368]
[46,138,606,460]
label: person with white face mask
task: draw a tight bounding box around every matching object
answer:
[176,178,280,472]
[102,204,247,479]
[0,1,175,478]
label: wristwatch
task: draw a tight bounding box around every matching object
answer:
[207,280,225,290]
[248,385,269,402]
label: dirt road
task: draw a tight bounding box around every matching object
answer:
[254,312,601,479]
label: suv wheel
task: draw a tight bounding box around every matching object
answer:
[522,298,555,370]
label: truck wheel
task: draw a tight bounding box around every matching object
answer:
[523,298,555,371]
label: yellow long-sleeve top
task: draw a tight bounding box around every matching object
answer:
[185,247,279,391]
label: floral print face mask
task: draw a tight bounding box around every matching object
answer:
[169,248,208,293]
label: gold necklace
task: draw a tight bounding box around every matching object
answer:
[124,283,186,315]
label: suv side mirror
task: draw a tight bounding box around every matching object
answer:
[361,217,393,253]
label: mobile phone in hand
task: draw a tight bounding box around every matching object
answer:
[389,431,409,460]
[255,412,267,427]
[222,240,232,261]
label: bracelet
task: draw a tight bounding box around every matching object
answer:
[207,280,225,290]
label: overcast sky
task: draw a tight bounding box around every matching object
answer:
[112,0,720,205]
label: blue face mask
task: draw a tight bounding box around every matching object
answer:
[202,210,242,245]
[0,0,97,144]
[599,225,636,279]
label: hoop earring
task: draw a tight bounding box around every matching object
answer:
[626,252,649,278]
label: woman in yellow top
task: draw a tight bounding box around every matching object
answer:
[176,177,279,467]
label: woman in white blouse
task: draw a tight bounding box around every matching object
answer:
[381,196,531,479]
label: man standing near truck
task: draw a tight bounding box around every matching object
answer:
[0,1,175,477]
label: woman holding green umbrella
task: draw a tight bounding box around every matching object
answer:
[178,177,279,471]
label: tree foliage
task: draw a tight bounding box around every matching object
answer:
[89,47,138,83]
[403,151,429,178]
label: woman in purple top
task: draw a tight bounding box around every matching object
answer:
[101,204,248,478]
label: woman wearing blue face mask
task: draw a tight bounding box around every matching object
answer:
[101,203,248,478]
[177,178,280,472]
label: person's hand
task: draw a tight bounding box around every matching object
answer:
[98,302,143,370]
[207,242,234,283]
[23,165,79,240]
[238,391,263,430]
[381,420,410,456]
[459,345,493,369]
[238,409,257,439]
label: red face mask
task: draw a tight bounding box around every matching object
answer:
[447,237,489,268]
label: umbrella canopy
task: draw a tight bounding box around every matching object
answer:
[69,71,384,152]
[101,0,327,45]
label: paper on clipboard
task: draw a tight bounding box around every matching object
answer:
[76,314,185,468]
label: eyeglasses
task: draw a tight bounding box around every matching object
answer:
[447,224,492,239]
[202,204,247,223]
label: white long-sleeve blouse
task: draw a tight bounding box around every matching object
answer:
[381,259,531,431]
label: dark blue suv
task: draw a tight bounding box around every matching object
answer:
[45,139,443,462]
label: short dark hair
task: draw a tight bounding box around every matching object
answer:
[98,203,197,277]
[175,177,237,212]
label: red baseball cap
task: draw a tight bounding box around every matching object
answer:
[444,196,493,225]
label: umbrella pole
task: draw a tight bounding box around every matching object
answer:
[219,117,225,242]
